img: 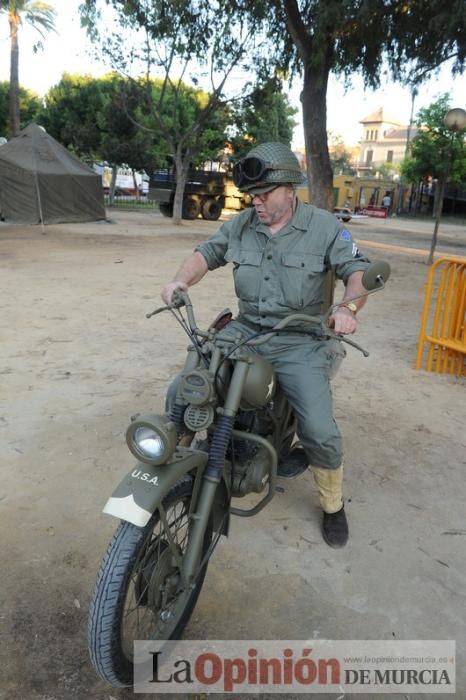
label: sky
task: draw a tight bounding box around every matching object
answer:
[1,0,465,147]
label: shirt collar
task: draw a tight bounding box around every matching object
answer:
[291,199,311,231]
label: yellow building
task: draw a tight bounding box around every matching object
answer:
[297,174,408,213]
[357,107,417,173]
[332,174,401,210]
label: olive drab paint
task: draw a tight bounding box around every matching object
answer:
[89,259,389,689]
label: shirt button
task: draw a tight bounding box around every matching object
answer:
[264,276,270,281]
[267,254,273,260]
[261,297,266,302]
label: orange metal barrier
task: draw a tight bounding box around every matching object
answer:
[416,257,466,376]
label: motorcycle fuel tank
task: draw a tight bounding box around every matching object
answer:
[240,351,276,410]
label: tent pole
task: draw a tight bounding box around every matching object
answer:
[34,173,45,233]
[31,127,46,232]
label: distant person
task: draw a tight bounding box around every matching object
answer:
[382,193,391,212]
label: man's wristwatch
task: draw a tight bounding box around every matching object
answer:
[340,302,358,314]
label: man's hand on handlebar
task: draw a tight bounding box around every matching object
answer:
[161,282,188,306]
[328,306,357,335]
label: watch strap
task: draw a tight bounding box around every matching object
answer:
[340,302,358,314]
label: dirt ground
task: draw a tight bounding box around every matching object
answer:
[1,209,465,700]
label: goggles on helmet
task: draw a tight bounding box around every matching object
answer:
[232,156,291,188]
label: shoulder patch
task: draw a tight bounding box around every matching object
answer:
[339,229,351,241]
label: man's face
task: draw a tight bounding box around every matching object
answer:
[252,184,295,228]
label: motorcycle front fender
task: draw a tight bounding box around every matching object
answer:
[103,447,208,527]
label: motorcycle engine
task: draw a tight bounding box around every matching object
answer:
[226,408,274,497]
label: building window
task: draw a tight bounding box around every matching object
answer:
[387,150,394,163]
[375,130,378,140]
[366,129,369,140]
[366,149,373,165]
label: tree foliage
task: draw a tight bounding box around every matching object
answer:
[401,94,466,187]
[77,1,466,216]
[0,1,56,136]
[0,80,42,136]
[41,73,153,167]
[328,133,356,176]
[79,0,258,223]
[400,93,466,263]
[227,0,466,209]
[229,76,297,159]
[40,72,229,171]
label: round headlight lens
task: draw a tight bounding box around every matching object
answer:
[126,414,177,465]
[134,426,165,459]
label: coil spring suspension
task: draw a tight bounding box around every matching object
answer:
[170,401,187,436]
[205,414,235,480]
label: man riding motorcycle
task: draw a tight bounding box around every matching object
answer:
[161,142,371,548]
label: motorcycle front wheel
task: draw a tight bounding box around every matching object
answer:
[88,475,212,688]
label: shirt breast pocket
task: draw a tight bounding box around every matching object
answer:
[225,248,263,302]
[281,252,326,308]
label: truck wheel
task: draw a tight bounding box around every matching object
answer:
[182,197,201,220]
[159,203,174,217]
[201,198,222,221]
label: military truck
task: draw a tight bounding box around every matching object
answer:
[148,166,250,220]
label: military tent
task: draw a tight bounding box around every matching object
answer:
[0,123,106,224]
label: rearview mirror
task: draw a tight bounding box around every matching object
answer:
[362,261,391,290]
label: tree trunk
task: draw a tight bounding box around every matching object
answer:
[432,178,441,219]
[300,65,334,210]
[109,165,118,206]
[172,146,190,226]
[132,169,140,200]
[9,14,21,138]
[428,172,446,265]
[415,182,423,215]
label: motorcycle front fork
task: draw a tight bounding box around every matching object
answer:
[179,359,251,586]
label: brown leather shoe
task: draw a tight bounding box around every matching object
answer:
[322,506,349,548]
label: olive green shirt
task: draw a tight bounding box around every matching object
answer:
[195,200,370,328]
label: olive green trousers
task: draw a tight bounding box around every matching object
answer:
[220,319,345,471]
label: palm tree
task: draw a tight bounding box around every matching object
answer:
[0,1,56,137]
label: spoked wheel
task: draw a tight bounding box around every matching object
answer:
[88,476,212,688]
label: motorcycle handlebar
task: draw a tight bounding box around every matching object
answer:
[146,290,190,319]
[244,314,322,346]
[147,292,370,356]
[244,316,369,356]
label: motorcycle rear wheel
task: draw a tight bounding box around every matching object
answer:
[88,476,212,687]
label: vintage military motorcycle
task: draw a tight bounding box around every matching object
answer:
[87,261,390,687]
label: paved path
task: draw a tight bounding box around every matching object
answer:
[349,215,465,260]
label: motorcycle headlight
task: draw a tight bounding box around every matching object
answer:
[126,414,177,466]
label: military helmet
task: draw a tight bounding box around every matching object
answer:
[233,142,305,194]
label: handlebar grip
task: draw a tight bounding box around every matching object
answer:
[171,290,187,308]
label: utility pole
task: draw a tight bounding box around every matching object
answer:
[397,85,418,215]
